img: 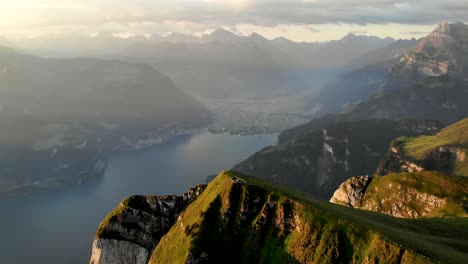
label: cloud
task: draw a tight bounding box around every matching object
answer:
[1,0,467,39]
[400,31,430,35]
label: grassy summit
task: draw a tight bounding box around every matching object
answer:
[149,171,468,264]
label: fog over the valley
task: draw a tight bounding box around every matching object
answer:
[0,0,467,197]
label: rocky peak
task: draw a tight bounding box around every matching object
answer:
[383,21,468,89]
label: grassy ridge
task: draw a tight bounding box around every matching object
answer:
[149,171,468,264]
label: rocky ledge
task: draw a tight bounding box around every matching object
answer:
[90,184,207,264]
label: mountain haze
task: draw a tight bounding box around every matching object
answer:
[0,45,210,194]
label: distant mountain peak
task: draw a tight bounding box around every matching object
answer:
[208,28,240,42]
[249,32,267,41]
[339,32,395,44]
[343,32,357,38]
[211,28,236,36]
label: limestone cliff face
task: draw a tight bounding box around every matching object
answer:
[89,184,206,264]
[329,175,371,207]
[359,182,448,218]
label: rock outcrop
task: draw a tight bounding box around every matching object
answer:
[329,175,371,207]
[89,184,206,264]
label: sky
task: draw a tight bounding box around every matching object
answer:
[0,0,467,42]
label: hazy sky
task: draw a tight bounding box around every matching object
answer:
[1,0,467,41]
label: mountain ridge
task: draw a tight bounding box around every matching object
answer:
[90,171,468,264]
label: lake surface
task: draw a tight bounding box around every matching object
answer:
[0,132,277,264]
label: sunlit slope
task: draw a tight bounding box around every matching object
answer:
[150,171,468,264]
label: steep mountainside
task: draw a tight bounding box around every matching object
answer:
[383,22,468,90]
[280,22,468,143]
[0,46,211,195]
[331,172,468,218]
[377,117,468,176]
[279,75,468,144]
[305,38,418,116]
[233,119,441,200]
[91,171,468,264]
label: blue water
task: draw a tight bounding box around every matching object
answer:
[0,132,277,264]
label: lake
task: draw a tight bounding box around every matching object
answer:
[0,132,277,264]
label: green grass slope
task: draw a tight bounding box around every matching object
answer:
[398,117,468,176]
[149,171,468,264]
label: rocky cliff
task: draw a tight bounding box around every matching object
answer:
[89,184,206,264]
[329,175,371,207]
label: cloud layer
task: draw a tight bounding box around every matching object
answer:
[1,0,466,40]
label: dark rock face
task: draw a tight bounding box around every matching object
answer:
[90,184,207,264]
[376,145,425,176]
[233,119,441,200]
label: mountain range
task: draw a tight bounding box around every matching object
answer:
[89,22,468,264]
[5,30,399,134]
